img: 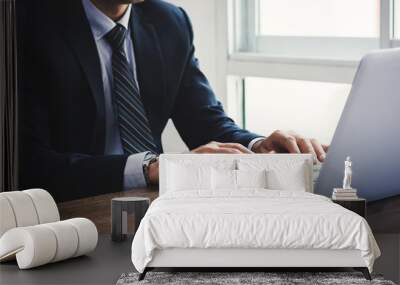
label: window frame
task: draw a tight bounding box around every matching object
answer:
[216,0,400,129]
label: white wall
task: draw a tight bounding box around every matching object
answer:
[161,0,220,152]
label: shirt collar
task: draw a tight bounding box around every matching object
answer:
[82,0,132,41]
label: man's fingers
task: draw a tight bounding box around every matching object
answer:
[191,144,218,154]
[218,143,253,154]
[296,137,316,158]
[296,135,327,162]
[212,147,242,154]
[279,134,301,154]
[193,146,241,154]
[311,139,327,162]
[194,137,325,157]
[210,141,250,153]
[260,130,330,159]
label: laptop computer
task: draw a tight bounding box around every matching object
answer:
[315,48,400,202]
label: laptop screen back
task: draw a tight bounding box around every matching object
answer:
[315,49,400,201]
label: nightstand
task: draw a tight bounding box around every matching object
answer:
[332,198,366,218]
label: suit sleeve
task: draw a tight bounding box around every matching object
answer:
[19,113,129,202]
[171,8,262,150]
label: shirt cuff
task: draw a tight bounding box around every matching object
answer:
[248,137,265,151]
[123,152,150,190]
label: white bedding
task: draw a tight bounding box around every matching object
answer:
[131,190,380,273]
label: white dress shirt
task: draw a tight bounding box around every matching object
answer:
[82,0,264,190]
[83,0,148,189]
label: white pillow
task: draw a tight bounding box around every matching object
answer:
[266,163,307,191]
[236,169,267,189]
[237,158,310,192]
[211,169,268,191]
[211,169,237,190]
[167,162,212,191]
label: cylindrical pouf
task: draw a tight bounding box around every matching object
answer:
[111,197,150,242]
[0,196,17,237]
[0,218,98,269]
[42,221,79,262]
[66,218,98,257]
[24,189,60,224]
[1,191,39,227]
[0,226,57,269]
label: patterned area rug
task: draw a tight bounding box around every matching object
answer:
[117,272,396,285]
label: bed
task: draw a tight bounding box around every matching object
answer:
[131,154,380,280]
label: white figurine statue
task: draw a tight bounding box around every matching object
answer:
[343,156,353,189]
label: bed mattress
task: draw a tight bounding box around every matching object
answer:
[131,190,380,273]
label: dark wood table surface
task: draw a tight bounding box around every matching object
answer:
[58,187,159,233]
[57,186,399,234]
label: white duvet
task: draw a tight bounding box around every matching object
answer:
[131,190,380,273]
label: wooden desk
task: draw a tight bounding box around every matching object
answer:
[58,187,159,233]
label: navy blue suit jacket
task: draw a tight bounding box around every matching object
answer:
[18,0,260,201]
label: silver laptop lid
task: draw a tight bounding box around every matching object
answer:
[315,48,400,201]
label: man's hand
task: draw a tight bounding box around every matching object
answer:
[252,130,329,162]
[147,142,252,185]
[191,141,253,154]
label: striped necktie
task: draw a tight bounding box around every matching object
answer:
[105,24,158,154]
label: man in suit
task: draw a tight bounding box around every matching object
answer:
[19,0,327,201]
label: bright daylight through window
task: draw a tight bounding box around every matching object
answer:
[244,77,350,145]
[394,0,400,38]
[225,0,397,144]
[258,0,379,38]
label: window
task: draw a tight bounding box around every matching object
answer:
[394,0,400,38]
[244,78,350,144]
[233,0,386,60]
[217,0,399,143]
[258,0,379,38]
